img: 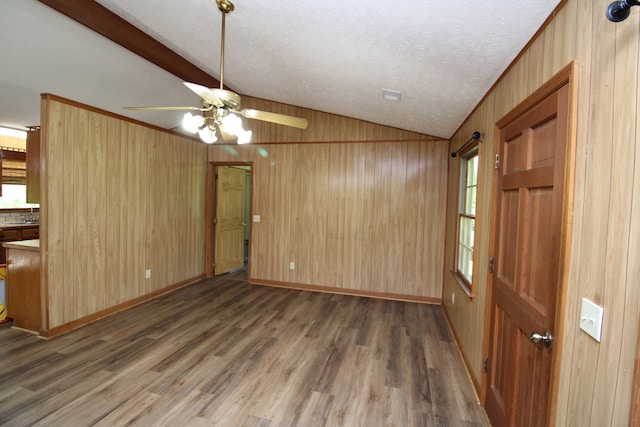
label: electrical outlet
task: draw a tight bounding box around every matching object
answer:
[289,261,295,270]
[145,269,151,279]
[451,292,455,304]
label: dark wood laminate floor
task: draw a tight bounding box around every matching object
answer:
[0,271,488,426]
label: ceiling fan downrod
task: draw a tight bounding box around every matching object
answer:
[216,0,234,90]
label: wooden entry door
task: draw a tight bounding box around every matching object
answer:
[214,166,246,275]
[485,83,570,426]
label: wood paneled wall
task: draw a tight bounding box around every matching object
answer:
[209,102,448,301]
[41,95,207,330]
[241,96,434,144]
[443,0,640,425]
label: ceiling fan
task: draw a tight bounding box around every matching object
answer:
[125,0,308,144]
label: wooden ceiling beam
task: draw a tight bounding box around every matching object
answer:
[37,0,221,89]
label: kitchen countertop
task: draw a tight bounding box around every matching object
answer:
[3,239,40,252]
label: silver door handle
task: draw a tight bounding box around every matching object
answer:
[530,331,553,348]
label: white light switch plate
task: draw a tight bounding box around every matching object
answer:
[253,215,261,223]
[580,297,603,342]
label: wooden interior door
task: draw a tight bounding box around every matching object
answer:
[214,166,246,276]
[485,83,569,426]
[26,128,41,203]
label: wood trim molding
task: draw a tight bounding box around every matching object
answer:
[36,0,221,89]
[41,274,207,339]
[547,61,578,427]
[496,62,576,129]
[442,303,482,394]
[240,137,442,145]
[251,278,442,305]
[40,95,50,334]
[631,316,640,427]
[205,163,215,278]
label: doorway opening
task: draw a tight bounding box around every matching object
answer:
[206,162,252,278]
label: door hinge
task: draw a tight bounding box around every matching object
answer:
[494,154,500,170]
[489,257,495,273]
[483,357,489,373]
[213,218,217,224]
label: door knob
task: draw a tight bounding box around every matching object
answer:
[530,331,553,348]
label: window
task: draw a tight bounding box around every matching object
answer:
[0,184,35,209]
[0,127,37,209]
[455,145,479,294]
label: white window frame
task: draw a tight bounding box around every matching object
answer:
[454,144,479,296]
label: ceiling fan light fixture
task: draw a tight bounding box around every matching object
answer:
[221,113,242,132]
[221,113,252,144]
[182,112,205,133]
[198,125,218,144]
[237,130,252,145]
[123,0,306,142]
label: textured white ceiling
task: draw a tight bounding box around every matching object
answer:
[1,0,561,139]
[0,1,198,132]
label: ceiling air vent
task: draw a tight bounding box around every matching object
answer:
[382,89,401,102]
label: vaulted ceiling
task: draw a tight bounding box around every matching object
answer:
[1,0,561,139]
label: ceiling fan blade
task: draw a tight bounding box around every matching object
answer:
[124,106,205,111]
[184,82,225,108]
[240,109,308,129]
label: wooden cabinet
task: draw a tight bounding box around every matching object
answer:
[0,229,21,242]
[21,227,40,239]
[5,241,41,333]
[26,128,41,204]
[0,226,39,264]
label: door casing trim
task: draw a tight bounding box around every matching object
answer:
[206,161,254,278]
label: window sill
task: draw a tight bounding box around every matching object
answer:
[450,270,475,300]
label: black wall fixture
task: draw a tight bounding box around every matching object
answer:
[606,0,640,22]
[451,131,481,158]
